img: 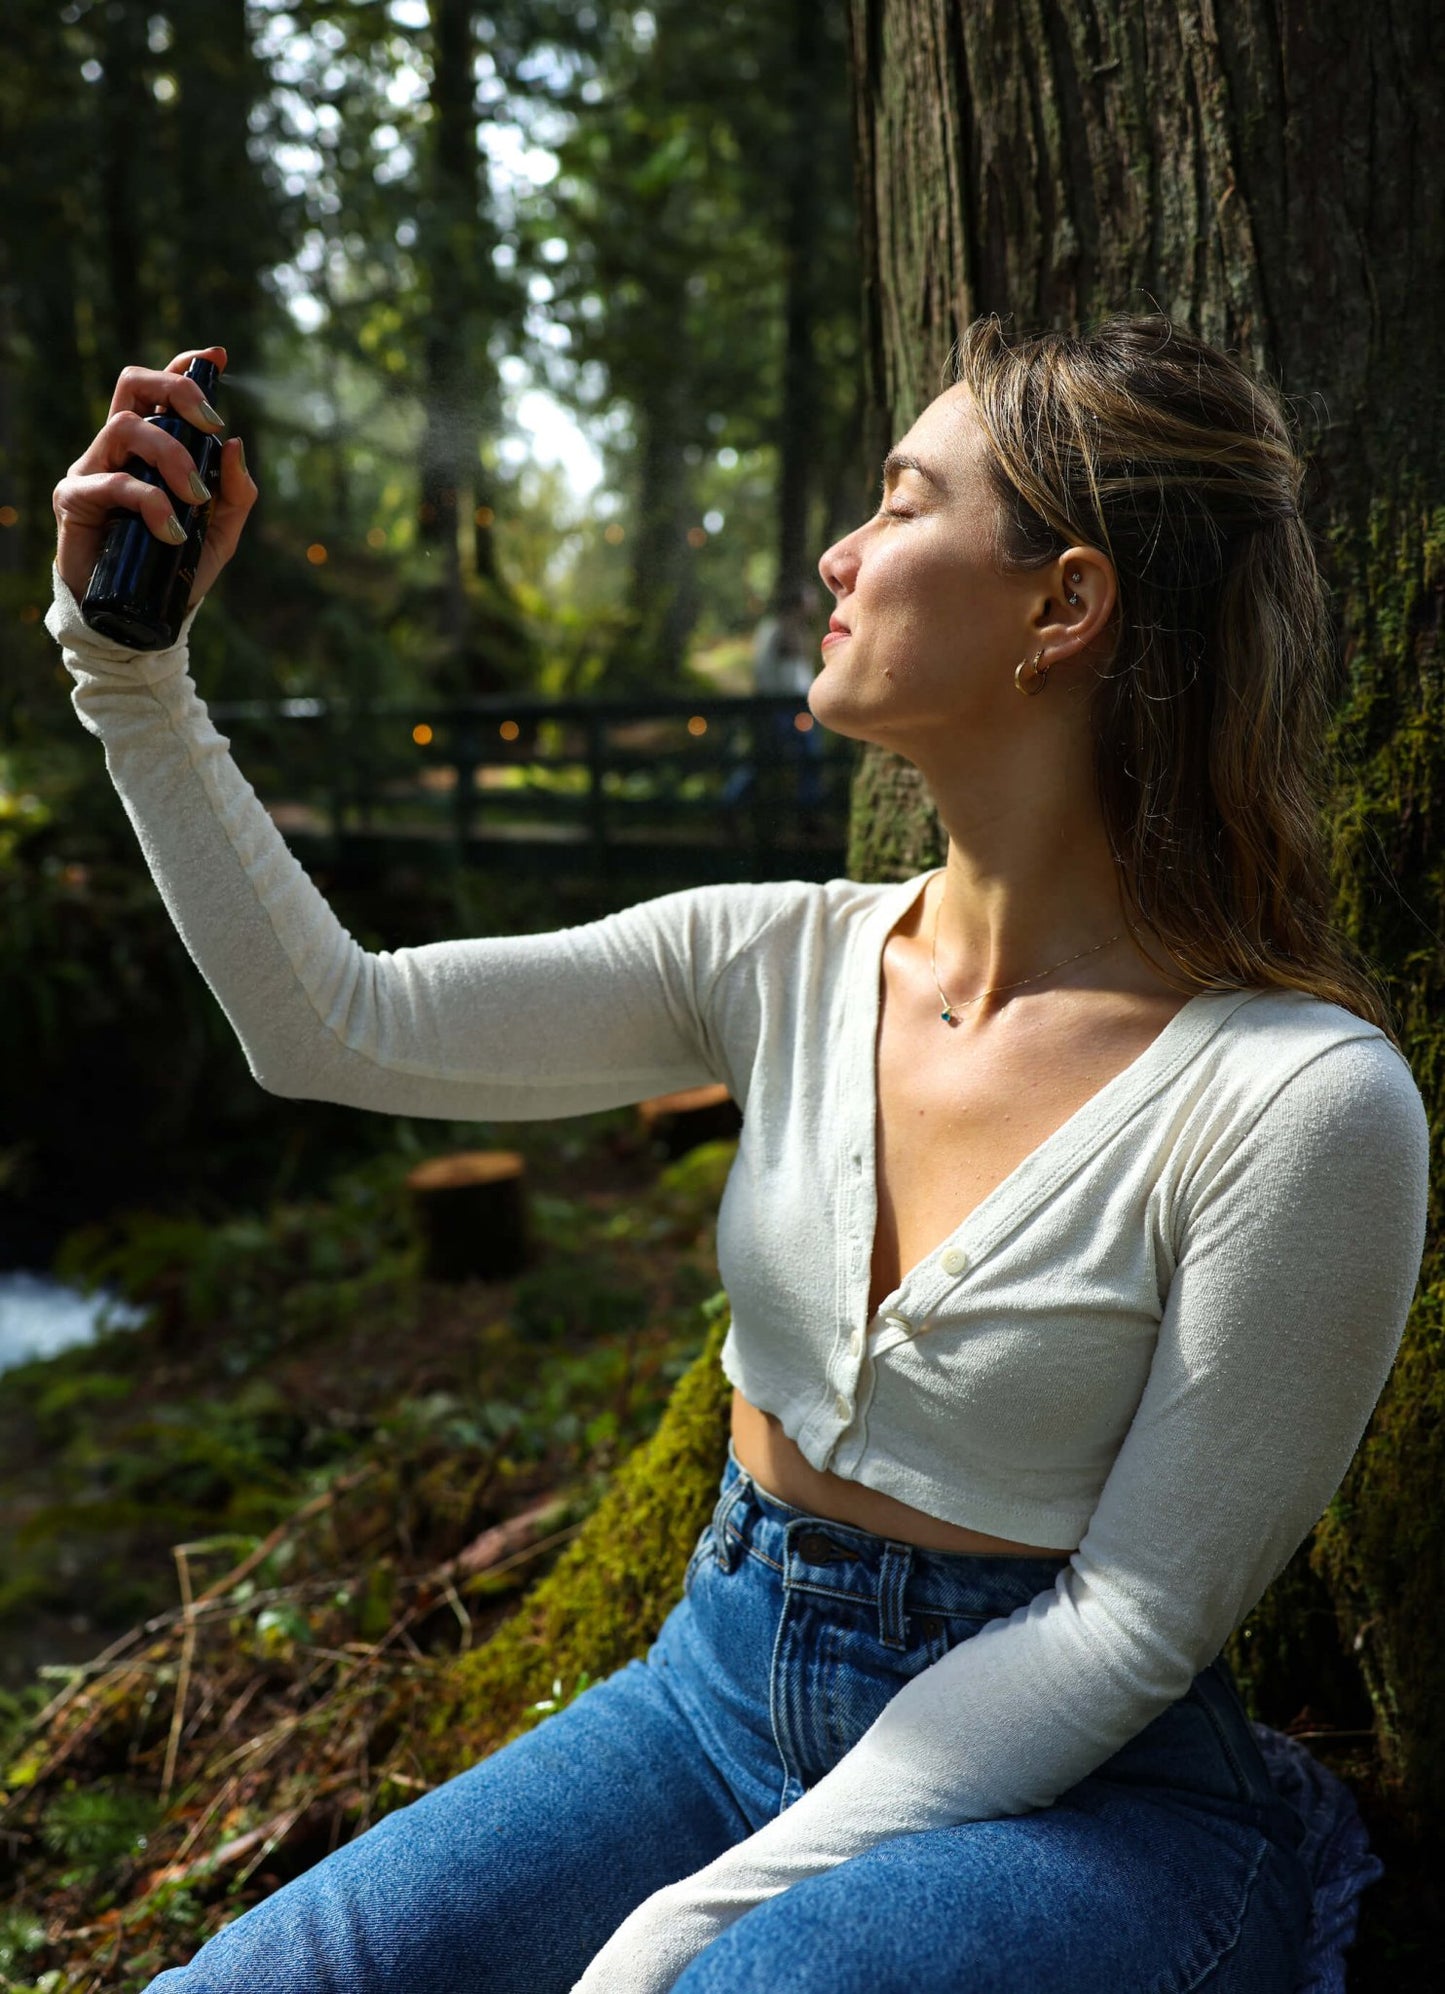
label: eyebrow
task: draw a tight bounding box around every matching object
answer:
[881,448,947,494]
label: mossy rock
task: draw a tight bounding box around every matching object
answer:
[379,1298,734,1793]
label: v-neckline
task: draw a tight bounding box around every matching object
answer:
[853,869,1232,1331]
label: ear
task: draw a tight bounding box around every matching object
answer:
[1028,545,1117,667]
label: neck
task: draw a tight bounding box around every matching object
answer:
[921,802,1132,1015]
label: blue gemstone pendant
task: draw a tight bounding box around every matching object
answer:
[940,1007,952,1024]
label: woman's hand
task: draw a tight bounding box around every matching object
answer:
[52,344,258,611]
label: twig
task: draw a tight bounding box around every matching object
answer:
[170,1773,241,1865]
[191,1463,380,1608]
[147,1773,355,1893]
[11,1467,380,1748]
[440,1576,472,1650]
[453,1519,587,1586]
[160,1545,197,1805]
[428,1491,575,1584]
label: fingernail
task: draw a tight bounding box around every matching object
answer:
[236,435,247,476]
[198,400,225,429]
[187,472,210,502]
[163,513,187,543]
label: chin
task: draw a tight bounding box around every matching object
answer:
[808,680,903,752]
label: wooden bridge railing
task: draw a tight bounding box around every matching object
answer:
[205,689,859,883]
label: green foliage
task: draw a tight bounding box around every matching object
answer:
[0,1909,47,1979]
[38,1780,161,1886]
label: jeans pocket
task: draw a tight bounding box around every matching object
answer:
[682,1523,714,1597]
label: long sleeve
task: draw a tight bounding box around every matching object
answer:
[572,1031,1431,1992]
[45,568,767,1119]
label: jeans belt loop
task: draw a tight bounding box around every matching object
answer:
[711,1471,751,1572]
[877,1540,913,1649]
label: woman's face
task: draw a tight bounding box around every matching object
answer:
[811,386,1055,748]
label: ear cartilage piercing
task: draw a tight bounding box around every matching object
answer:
[1067,591,1081,604]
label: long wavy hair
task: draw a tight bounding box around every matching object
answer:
[947,311,1401,1050]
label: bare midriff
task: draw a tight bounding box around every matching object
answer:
[727,869,1193,1562]
[729,1390,1076,1555]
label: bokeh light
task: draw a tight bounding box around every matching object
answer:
[687,715,707,736]
[306,543,328,565]
[412,723,433,746]
[499,720,520,741]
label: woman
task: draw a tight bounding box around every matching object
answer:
[48,314,1429,1993]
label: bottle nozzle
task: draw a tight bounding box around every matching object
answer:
[184,356,222,399]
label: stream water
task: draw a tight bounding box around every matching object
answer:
[0,1269,149,1377]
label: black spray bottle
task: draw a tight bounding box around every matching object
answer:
[81,356,224,650]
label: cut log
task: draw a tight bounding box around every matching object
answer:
[406,1150,529,1283]
[636,1082,742,1161]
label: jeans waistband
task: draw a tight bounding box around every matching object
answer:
[712,1438,1072,1644]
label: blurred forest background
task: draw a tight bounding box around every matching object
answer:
[0,8,869,1980]
[1,0,865,1269]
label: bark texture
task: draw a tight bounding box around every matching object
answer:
[844,0,1445,1965]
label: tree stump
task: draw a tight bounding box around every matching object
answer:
[637,1082,742,1160]
[406,1150,529,1283]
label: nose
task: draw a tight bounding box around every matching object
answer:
[818,522,863,602]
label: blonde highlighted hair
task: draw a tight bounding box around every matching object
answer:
[947,311,1400,1050]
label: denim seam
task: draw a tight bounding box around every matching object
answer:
[766,1563,799,1808]
[726,1527,784,1576]
[1175,1833,1270,1993]
[1185,1674,1256,1805]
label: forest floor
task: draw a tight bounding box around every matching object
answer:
[0,1104,735,1991]
[1,1097,1439,1991]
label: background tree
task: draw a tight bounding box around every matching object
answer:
[512,0,860,681]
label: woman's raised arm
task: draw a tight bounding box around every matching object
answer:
[47,354,762,1122]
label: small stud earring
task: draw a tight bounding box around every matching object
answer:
[1067,590,1081,605]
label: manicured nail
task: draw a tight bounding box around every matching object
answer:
[236,435,247,476]
[162,513,186,543]
[198,400,225,429]
[187,472,210,502]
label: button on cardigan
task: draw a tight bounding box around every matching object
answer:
[46,570,1432,1994]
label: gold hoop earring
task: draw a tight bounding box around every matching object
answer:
[1014,647,1050,696]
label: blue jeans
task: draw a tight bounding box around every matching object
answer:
[148,1440,1312,1991]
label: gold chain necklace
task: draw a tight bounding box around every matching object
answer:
[929,880,1121,1026]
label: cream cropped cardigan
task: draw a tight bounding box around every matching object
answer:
[47,569,1432,1994]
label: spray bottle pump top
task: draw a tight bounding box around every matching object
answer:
[184,356,221,402]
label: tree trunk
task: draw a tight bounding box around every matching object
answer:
[770,0,826,610]
[99,2,150,363]
[168,0,275,653]
[416,0,521,697]
[845,0,1445,1956]
[616,344,697,681]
